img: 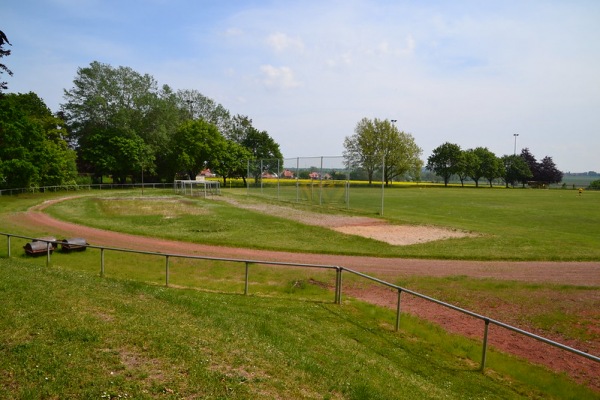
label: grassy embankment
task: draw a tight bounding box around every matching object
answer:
[1,257,597,399]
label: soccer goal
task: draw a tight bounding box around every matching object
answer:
[174,178,221,197]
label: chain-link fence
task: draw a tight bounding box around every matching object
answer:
[245,156,387,213]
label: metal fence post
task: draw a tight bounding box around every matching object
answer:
[7,235,11,258]
[46,242,51,267]
[100,248,105,277]
[334,267,340,304]
[319,156,323,206]
[296,157,300,203]
[165,255,170,287]
[335,267,343,304]
[244,262,250,295]
[481,319,490,371]
[395,288,402,331]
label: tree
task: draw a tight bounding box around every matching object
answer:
[500,154,532,188]
[212,140,252,186]
[479,150,501,187]
[520,148,538,186]
[380,125,422,185]
[426,142,462,186]
[239,121,283,184]
[519,148,562,186]
[465,147,498,188]
[168,119,227,179]
[455,150,475,187]
[61,61,171,181]
[537,156,563,184]
[176,89,231,133]
[0,30,12,94]
[344,118,379,184]
[0,93,77,189]
[344,118,422,185]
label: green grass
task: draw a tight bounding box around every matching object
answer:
[388,275,599,343]
[1,257,596,399]
[33,187,600,260]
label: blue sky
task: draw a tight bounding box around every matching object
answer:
[4,0,600,172]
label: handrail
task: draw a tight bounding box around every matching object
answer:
[2,231,598,371]
[342,267,600,363]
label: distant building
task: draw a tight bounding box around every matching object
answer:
[282,169,295,179]
[199,168,216,178]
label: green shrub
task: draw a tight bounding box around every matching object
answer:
[588,179,600,190]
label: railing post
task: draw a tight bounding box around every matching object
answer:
[100,248,105,277]
[335,267,343,304]
[481,319,490,371]
[395,288,402,332]
[244,262,250,295]
[46,242,51,267]
[165,255,170,287]
[7,235,11,258]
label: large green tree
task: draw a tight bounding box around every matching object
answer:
[501,154,532,188]
[344,118,379,184]
[455,149,477,187]
[426,142,462,186]
[61,61,179,182]
[344,118,422,185]
[380,126,422,185]
[176,89,231,134]
[0,93,77,189]
[168,119,227,179]
[230,116,283,184]
[212,141,252,186]
[461,147,499,188]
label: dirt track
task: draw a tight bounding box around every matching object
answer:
[7,199,600,391]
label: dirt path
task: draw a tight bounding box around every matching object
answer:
[7,198,600,391]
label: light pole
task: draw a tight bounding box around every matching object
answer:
[513,133,519,156]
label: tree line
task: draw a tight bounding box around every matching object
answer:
[426,142,563,187]
[0,59,282,190]
[1,32,565,190]
[341,116,563,188]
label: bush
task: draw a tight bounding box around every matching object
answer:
[589,179,600,190]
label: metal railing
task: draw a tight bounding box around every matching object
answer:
[0,182,173,196]
[2,231,598,372]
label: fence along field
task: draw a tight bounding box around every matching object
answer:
[246,156,351,208]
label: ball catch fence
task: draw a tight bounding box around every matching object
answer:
[246,156,393,215]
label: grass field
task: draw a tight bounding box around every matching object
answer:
[1,258,597,399]
[35,186,600,260]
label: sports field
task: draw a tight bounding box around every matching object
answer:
[0,187,598,398]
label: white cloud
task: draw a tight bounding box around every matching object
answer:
[259,65,302,90]
[266,32,304,53]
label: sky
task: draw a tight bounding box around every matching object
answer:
[3,0,600,172]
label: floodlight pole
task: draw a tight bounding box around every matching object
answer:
[513,133,519,156]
